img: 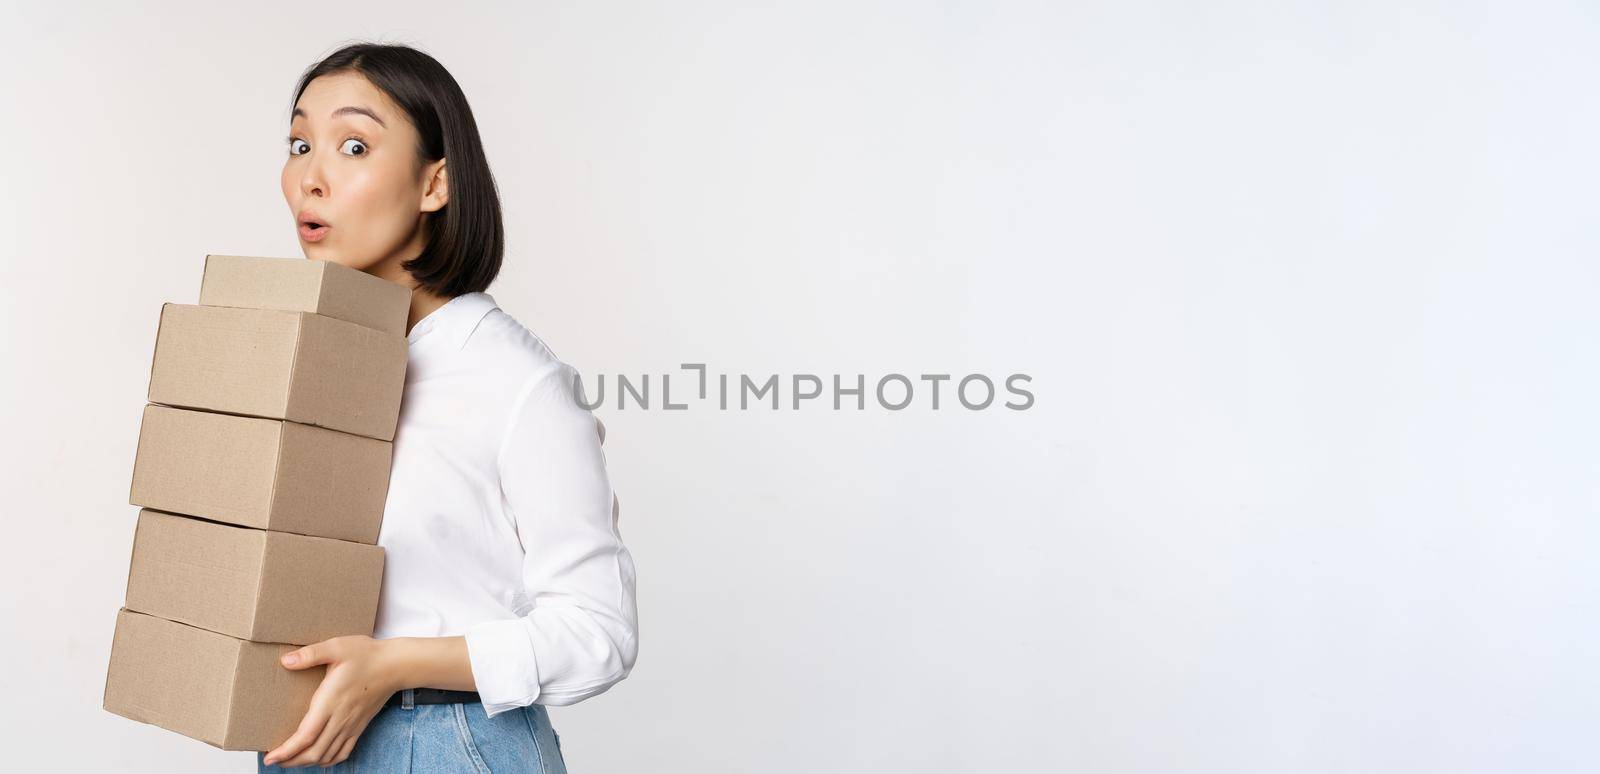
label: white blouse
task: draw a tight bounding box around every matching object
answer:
[371,291,638,717]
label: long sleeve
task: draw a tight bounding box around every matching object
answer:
[464,362,639,717]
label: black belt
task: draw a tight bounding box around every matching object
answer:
[385,688,482,707]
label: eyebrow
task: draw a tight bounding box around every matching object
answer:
[290,105,388,128]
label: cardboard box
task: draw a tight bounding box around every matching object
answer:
[130,404,391,544]
[124,509,384,645]
[104,608,323,751]
[147,303,407,441]
[199,255,411,337]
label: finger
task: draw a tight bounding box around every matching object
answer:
[280,642,332,670]
[318,730,349,767]
[328,713,373,766]
[283,715,344,768]
[324,719,364,767]
[334,734,359,764]
[346,714,375,751]
[262,708,329,766]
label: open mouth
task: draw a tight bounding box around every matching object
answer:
[298,220,330,241]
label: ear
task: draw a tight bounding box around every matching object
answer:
[420,158,448,213]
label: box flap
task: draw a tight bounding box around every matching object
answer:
[103,609,238,749]
[257,531,385,643]
[225,640,323,751]
[124,510,269,641]
[200,255,409,336]
[129,405,282,530]
[271,420,391,544]
[148,305,299,421]
[285,312,408,441]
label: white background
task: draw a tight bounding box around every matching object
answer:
[2,1,1596,772]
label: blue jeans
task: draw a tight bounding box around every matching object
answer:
[257,690,567,773]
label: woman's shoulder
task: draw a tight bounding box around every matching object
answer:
[460,304,579,389]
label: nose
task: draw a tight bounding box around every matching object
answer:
[300,154,328,199]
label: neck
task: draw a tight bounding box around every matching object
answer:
[365,227,453,336]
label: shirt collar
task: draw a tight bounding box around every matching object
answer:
[406,291,499,349]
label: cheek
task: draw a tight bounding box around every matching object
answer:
[363,162,426,228]
[339,166,397,226]
[280,164,297,207]
[343,162,424,244]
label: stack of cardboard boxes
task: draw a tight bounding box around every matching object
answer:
[103,256,411,751]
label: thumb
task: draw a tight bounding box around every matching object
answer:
[280,643,330,670]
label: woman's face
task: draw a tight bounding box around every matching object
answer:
[282,72,447,278]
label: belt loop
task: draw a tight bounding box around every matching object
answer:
[401,688,415,710]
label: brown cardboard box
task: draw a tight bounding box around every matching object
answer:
[130,404,391,543]
[104,608,323,751]
[147,303,407,441]
[125,509,384,645]
[199,255,411,337]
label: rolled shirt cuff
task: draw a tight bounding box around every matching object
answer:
[465,617,543,718]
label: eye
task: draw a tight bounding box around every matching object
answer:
[288,138,310,156]
[340,138,368,157]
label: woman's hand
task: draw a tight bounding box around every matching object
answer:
[262,635,399,768]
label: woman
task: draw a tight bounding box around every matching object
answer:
[258,43,639,771]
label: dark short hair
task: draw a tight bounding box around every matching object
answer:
[291,43,504,296]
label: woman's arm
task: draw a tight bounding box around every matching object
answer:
[265,361,633,768]
[463,361,639,713]
[382,635,476,691]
